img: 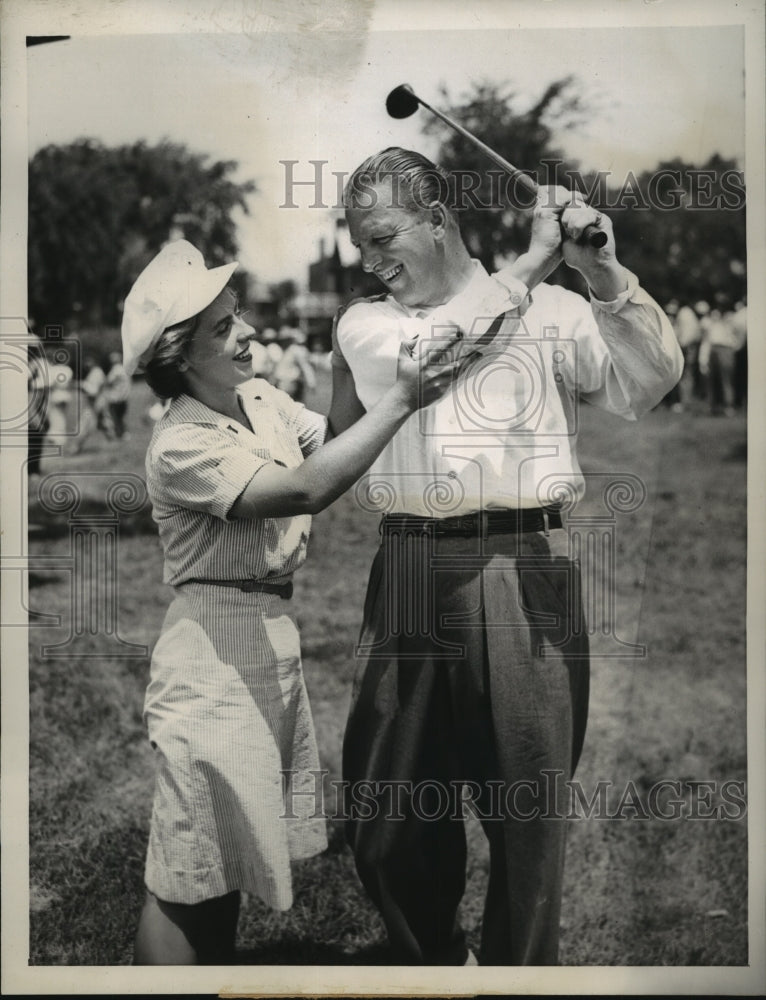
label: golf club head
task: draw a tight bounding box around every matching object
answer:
[386,83,420,119]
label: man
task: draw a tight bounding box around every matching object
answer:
[249,330,272,381]
[698,307,740,415]
[72,355,107,454]
[692,300,712,401]
[731,298,747,409]
[328,147,682,966]
[659,300,683,410]
[673,300,703,405]
[103,350,132,439]
[46,351,73,447]
[260,326,284,385]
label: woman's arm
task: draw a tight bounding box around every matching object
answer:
[229,337,455,519]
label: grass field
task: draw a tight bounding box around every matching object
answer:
[25,372,748,966]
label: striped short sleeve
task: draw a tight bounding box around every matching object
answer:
[294,406,326,457]
[151,423,269,521]
[261,383,327,458]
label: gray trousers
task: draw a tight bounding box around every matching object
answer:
[343,525,589,965]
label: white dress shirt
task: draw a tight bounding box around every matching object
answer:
[334,261,682,515]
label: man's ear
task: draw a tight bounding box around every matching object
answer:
[428,201,448,242]
[178,357,190,372]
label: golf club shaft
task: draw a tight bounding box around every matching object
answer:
[417,96,538,195]
[415,95,607,249]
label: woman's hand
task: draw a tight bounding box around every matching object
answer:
[393,334,461,411]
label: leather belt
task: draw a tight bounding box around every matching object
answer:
[185,578,293,599]
[381,506,562,538]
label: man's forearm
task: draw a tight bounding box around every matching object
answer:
[495,251,558,296]
[580,260,630,302]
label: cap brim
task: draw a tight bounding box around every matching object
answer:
[122,255,240,377]
[172,260,239,327]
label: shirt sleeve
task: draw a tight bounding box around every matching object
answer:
[335,302,404,396]
[331,310,352,372]
[151,422,269,520]
[555,275,684,420]
[430,266,530,343]
[262,381,328,457]
[287,401,327,457]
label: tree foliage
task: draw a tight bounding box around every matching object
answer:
[596,155,746,308]
[426,81,746,307]
[28,139,256,331]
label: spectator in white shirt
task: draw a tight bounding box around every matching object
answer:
[698,308,741,415]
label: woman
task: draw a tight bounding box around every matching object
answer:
[120,240,457,965]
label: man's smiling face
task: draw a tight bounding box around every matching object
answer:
[346,177,448,310]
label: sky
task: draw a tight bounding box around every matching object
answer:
[23,13,748,288]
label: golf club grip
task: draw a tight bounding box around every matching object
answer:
[582,223,609,249]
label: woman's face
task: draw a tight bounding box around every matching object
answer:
[184,286,255,390]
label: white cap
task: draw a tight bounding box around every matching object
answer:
[121,240,238,376]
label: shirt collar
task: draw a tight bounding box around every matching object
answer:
[388,259,490,318]
[164,385,262,435]
[165,393,224,428]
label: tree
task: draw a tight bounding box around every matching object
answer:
[28,139,256,332]
[424,83,746,309]
[601,155,746,308]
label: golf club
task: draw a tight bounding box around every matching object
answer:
[386,83,608,249]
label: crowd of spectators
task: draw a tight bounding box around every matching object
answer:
[249,322,318,403]
[662,297,747,415]
[26,346,133,474]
